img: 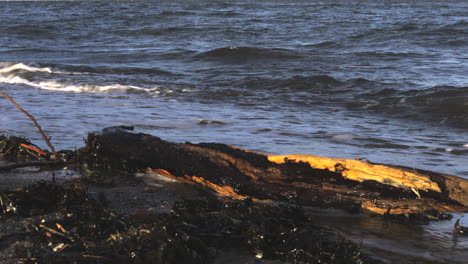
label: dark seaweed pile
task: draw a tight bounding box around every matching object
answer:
[0,181,384,264]
[168,199,379,264]
[0,181,208,264]
[0,135,46,162]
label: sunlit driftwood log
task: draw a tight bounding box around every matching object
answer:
[80,126,468,216]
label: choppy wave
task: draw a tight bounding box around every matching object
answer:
[235,75,468,129]
[344,85,468,129]
[0,62,162,94]
[196,119,227,125]
[0,62,53,74]
[240,75,344,92]
[375,86,467,127]
[194,46,300,62]
[0,74,160,94]
[2,24,58,38]
[302,41,340,48]
[56,64,175,76]
[431,20,468,34]
[8,60,460,128]
[0,62,177,79]
[395,23,420,32]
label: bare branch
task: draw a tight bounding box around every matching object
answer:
[0,91,58,160]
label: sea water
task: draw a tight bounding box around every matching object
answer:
[0,1,467,177]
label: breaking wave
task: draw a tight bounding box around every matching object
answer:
[0,74,160,94]
[0,62,161,94]
[1,61,466,129]
[0,62,53,74]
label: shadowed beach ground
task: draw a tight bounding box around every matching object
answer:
[1,129,467,263]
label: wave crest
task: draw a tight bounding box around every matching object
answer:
[357,85,468,128]
[0,62,163,94]
[239,75,468,129]
[194,46,300,62]
[0,74,160,94]
[0,62,53,74]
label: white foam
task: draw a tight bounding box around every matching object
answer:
[0,62,52,74]
[37,81,153,93]
[0,75,36,86]
[0,74,159,94]
[0,62,162,94]
[463,144,468,148]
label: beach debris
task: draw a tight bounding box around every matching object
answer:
[0,181,203,263]
[0,91,57,159]
[0,135,47,161]
[0,180,383,263]
[3,127,463,263]
[20,143,47,156]
[268,154,442,193]
[454,219,468,235]
[77,127,468,218]
[254,249,263,259]
[0,192,16,215]
[146,168,254,200]
[0,134,67,172]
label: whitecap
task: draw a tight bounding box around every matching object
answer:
[0,62,52,74]
[0,74,160,94]
[0,74,36,86]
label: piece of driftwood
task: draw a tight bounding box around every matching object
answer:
[79,127,468,216]
[0,161,62,171]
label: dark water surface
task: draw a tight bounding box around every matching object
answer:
[1,1,467,173]
[1,1,467,177]
[1,0,468,262]
[1,2,467,169]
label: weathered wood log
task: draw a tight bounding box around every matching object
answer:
[79,126,468,216]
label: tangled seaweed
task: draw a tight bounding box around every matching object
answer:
[0,135,48,162]
[0,181,208,264]
[0,181,382,264]
[168,198,372,264]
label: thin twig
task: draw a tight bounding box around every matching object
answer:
[39,224,75,242]
[20,143,47,156]
[0,91,58,159]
